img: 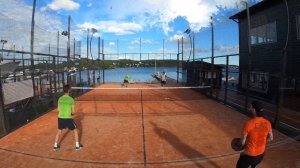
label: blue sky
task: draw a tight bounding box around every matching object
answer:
[0,0,261,64]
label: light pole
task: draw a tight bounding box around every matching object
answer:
[184,28,192,61]
[90,28,97,60]
[30,0,37,97]
[0,39,8,134]
[211,16,215,94]
[240,1,252,111]
[275,0,290,128]
[0,40,7,63]
[62,30,70,85]
[89,28,97,86]
[61,16,71,85]
[155,54,157,73]
[184,28,196,84]
[0,39,7,82]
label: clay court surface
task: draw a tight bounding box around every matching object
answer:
[0,84,299,168]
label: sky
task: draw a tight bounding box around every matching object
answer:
[0,0,262,64]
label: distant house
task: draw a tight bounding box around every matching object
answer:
[184,61,223,87]
[230,0,300,99]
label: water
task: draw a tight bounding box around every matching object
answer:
[222,68,239,81]
[76,67,182,84]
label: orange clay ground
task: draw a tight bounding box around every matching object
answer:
[0,84,299,168]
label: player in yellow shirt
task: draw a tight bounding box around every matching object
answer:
[53,85,83,151]
[123,74,130,87]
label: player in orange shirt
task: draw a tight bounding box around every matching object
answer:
[236,101,273,168]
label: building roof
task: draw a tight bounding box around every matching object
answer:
[0,61,21,76]
[186,60,223,70]
[229,0,282,20]
[2,79,34,105]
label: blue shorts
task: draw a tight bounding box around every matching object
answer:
[58,118,77,130]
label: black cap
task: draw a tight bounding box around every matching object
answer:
[251,100,264,117]
[252,101,262,111]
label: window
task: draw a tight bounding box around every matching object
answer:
[249,71,269,93]
[296,15,300,39]
[250,22,277,45]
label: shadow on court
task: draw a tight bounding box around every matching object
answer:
[0,84,299,168]
[151,122,220,168]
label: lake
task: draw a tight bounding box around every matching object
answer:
[76,67,183,84]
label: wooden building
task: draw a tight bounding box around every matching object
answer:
[230,0,300,99]
[184,61,223,87]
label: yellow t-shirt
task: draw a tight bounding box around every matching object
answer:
[58,95,74,119]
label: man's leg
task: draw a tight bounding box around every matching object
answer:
[74,129,83,150]
[236,154,252,168]
[251,153,264,168]
[53,130,62,151]
[74,129,79,142]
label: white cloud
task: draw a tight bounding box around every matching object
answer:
[130,39,141,45]
[104,0,251,35]
[109,42,116,46]
[215,45,239,53]
[42,0,80,11]
[128,46,135,50]
[170,34,183,42]
[195,48,209,53]
[78,21,143,35]
[0,0,66,53]
[142,39,153,44]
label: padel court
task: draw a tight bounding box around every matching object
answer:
[0,84,299,168]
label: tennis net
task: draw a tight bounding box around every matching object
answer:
[71,85,211,102]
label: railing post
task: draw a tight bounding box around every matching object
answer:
[0,76,9,135]
[225,55,229,104]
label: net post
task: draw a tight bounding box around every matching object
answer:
[102,39,105,84]
[224,55,229,104]
[177,39,179,84]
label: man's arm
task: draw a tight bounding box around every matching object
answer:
[241,134,247,146]
[71,100,75,116]
[267,131,273,142]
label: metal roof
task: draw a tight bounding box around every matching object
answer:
[0,61,21,76]
[229,0,281,20]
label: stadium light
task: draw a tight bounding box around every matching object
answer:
[0,40,7,44]
[61,30,69,36]
[62,16,71,85]
[184,28,193,62]
[90,28,98,60]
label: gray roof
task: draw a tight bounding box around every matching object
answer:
[0,61,21,76]
[2,79,34,105]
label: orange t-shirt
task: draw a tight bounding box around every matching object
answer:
[242,117,272,156]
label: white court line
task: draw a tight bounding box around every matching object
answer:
[71,86,211,90]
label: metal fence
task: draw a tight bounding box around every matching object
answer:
[0,6,83,136]
[0,1,299,139]
[184,54,300,137]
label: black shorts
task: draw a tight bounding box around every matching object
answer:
[236,153,264,168]
[124,80,129,83]
[58,118,77,130]
[161,81,166,84]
